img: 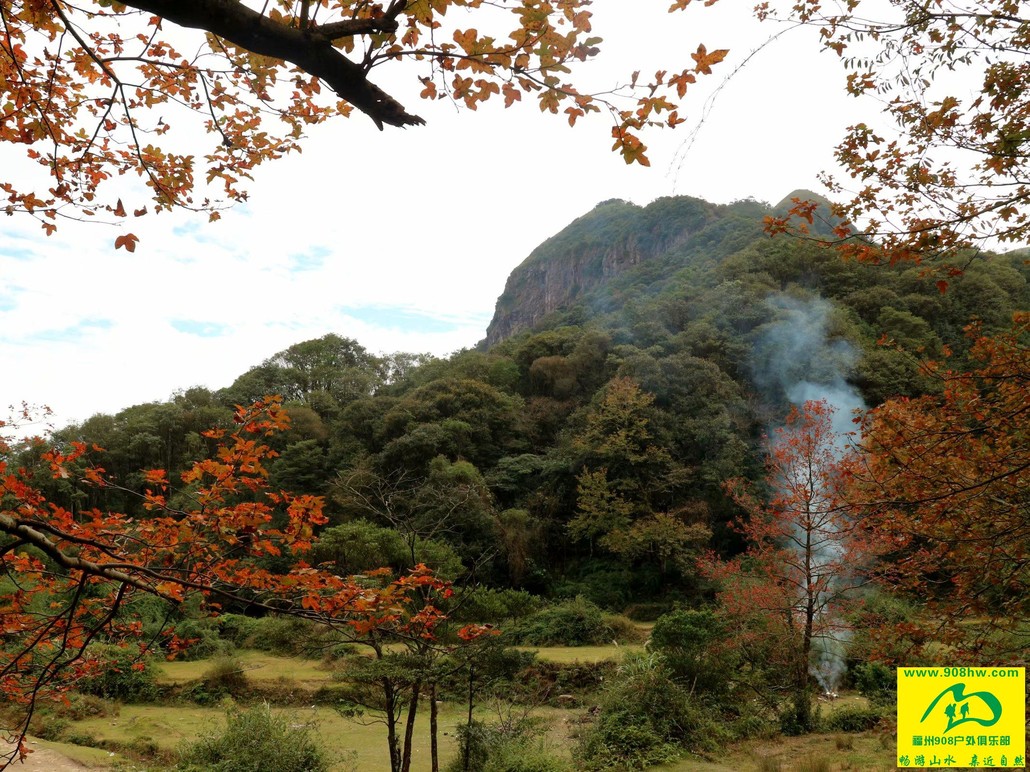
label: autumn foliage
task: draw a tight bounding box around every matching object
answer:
[0,397,490,767]
[0,0,727,242]
[710,401,863,731]
[854,314,1029,657]
[758,0,1030,267]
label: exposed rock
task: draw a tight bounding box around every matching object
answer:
[481,195,739,347]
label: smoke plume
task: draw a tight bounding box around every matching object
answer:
[751,293,864,694]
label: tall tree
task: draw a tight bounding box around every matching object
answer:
[711,401,861,733]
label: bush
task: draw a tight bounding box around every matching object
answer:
[218,614,318,656]
[53,693,118,721]
[824,704,885,733]
[648,608,735,696]
[172,617,235,660]
[575,653,730,770]
[450,587,543,623]
[853,661,896,706]
[508,660,616,705]
[216,614,261,648]
[202,657,250,695]
[447,719,571,772]
[176,704,331,772]
[76,644,158,702]
[507,597,641,646]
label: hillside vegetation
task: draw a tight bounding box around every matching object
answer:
[10,194,1027,770]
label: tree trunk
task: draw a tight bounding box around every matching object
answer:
[463,665,475,772]
[384,679,402,772]
[400,682,421,772]
[430,682,439,772]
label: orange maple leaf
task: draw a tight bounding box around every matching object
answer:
[114,233,139,252]
[691,44,729,75]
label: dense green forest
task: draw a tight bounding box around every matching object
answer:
[28,195,1027,605]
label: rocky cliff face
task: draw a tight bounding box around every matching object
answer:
[482,196,721,347]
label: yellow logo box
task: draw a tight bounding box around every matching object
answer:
[897,667,1026,768]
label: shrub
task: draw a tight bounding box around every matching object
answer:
[507,660,615,705]
[853,661,896,706]
[216,614,261,648]
[201,656,250,695]
[172,617,235,660]
[176,704,331,772]
[54,693,118,721]
[575,653,729,770]
[507,597,640,646]
[76,644,158,702]
[447,719,571,772]
[29,715,68,741]
[450,587,543,623]
[648,608,735,696]
[251,615,316,655]
[824,704,885,733]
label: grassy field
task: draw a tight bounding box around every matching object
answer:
[514,643,645,663]
[44,645,898,771]
[156,651,331,685]
[46,701,897,772]
[62,701,477,770]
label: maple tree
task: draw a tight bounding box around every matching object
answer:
[853,314,1029,658]
[760,0,1030,268]
[709,401,863,733]
[0,397,492,769]
[0,0,728,241]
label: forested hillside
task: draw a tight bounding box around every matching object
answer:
[5,193,1028,770]
[25,194,1028,608]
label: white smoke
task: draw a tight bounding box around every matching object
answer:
[751,293,865,694]
[752,294,865,422]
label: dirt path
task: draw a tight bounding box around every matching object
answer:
[2,740,108,771]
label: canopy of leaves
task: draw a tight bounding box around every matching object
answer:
[759,1,1030,266]
[0,0,727,239]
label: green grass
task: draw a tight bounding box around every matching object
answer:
[64,647,896,771]
[53,693,899,771]
[515,643,644,663]
[61,701,555,771]
[156,651,332,686]
[653,732,896,771]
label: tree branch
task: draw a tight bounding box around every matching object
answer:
[119,0,424,129]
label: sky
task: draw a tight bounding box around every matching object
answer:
[0,1,872,430]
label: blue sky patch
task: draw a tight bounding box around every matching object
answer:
[171,319,229,337]
[171,220,214,244]
[0,245,38,261]
[342,305,486,334]
[29,318,114,343]
[289,245,331,272]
